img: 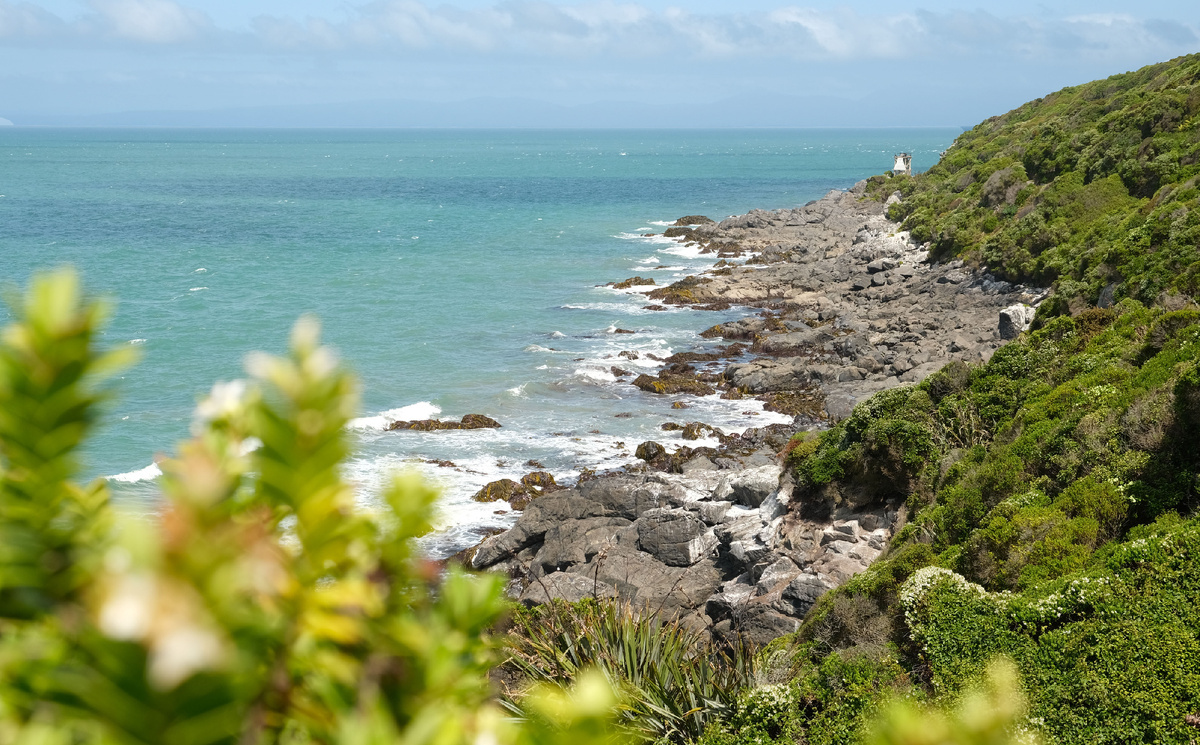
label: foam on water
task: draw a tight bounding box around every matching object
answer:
[107,463,162,483]
[615,232,681,246]
[3,128,959,558]
[348,401,442,432]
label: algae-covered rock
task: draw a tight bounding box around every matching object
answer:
[471,479,532,505]
[608,276,657,289]
[673,215,714,226]
[388,413,501,431]
[631,371,716,396]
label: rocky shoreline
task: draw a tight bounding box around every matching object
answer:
[459,179,1046,645]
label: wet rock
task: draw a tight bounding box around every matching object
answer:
[388,413,501,431]
[472,479,535,507]
[635,441,667,462]
[632,370,717,396]
[608,276,657,289]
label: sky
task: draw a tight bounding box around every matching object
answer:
[0,0,1198,126]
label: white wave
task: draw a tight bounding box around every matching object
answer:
[128,338,147,345]
[638,256,661,264]
[647,220,675,227]
[560,302,666,315]
[548,331,566,338]
[189,287,208,292]
[525,344,568,354]
[107,463,162,483]
[658,243,706,258]
[616,232,682,246]
[574,368,617,383]
[507,383,528,397]
[348,401,442,432]
[193,268,207,273]
[605,324,637,334]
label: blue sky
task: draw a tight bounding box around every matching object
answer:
[1,0,1197,125]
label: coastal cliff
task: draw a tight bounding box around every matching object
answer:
[484,53,1200,744]
[464,184,1046,644]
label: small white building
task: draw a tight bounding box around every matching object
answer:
[893,153,912,176]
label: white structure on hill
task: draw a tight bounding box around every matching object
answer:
[893,153,912,176]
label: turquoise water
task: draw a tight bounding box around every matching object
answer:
[0,128,956,553]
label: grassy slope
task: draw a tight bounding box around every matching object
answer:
[706,56,1200,745]
[875,53,1200,308]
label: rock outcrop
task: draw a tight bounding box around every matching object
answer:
[468,426,903,646]
[465,183,1048,648]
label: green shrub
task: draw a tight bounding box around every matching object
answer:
[0,269,622,745]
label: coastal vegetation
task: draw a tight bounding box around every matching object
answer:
[757,52,1200,743]
[870,53,1200,309]
[0,269,1030,745]
[4,52,1200,745]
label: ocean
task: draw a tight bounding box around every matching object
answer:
[0,128,957,555]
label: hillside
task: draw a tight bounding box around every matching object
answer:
[873,53,1200,309]
[725,54,1200,745]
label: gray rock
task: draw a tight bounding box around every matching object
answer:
[519,572,617,606]
[578,476,685,519]
[755,556,801,595]
[998,304,1032,340]
[776,573,832,617]
[472,494,609,569]
[728,606,800,646]
[691,500,732,525]
[568,546,722,614]
[867,257,899,274]
[535,517,632,574]
[728,464,782,507]
[636,508,718,567]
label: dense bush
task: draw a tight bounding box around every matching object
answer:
[781,300,1200,742]
[867,53,1200,307]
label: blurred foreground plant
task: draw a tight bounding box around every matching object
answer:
[866,658,1039,745]
[0,268,623,745]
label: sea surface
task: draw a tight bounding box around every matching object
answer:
[0,128,956,555]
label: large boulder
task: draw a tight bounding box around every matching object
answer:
[470,494,608,569]
[998,304,1033,339]
[534,517,633,574]
[567,546,723,615]
[636,508,719,567]
[577,475,686,519]
[775,573,833,618]
[727,464,782,508]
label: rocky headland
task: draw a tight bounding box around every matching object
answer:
[463,179,1047,645]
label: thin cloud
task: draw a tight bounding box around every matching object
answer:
[4,0,1197,62]
[88,0,213,43]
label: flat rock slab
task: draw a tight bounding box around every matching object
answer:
[519,572,617,607]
